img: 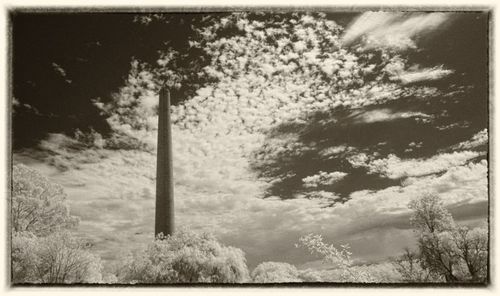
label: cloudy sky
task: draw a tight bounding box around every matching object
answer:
[12,11,489,270]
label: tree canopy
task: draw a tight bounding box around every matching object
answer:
[12,164,79,235]
[119,230,250,283]
[404,193,488,283]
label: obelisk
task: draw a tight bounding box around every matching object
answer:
[155,87,174,237]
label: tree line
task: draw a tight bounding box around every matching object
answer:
[11,164,487,284]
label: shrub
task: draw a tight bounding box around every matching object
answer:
[12,231,103,283]
[119,229,250,283]
[251,262,301,283]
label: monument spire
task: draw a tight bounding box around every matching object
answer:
[155,87,174,237]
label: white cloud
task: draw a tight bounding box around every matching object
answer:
[52,62,67,77]
[14,13,487,270]
[319,145,354,159]
[302,171,347,188]
[384,59,454,84]
[52,62,72,83]
[343,12,451,51]
[14,146,487,268]
[92,13,445,155]
[451,129,488,150]
[348,151,483,179]
[396,66,454,84]
[350,108,433,124]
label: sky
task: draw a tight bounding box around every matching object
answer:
[11,11,489,270]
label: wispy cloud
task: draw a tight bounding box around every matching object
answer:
[396,66,454,84]
[343,12,451,51]
[451,129,488,150]
[384,59,454,84]
[348,151,483,179]
[13,13,487,269]
[13,147,487,268]
[350,108,433,124]
[52,62,72,84]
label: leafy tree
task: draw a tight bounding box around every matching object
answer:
[251,261,326,283]
[404,193,488,283]
[348,262,403,283]
[11,164,105,284]
[251,262,301,283]
[394,248,442,282]
[11,164,79,235]
[12,231,103,283]
[296,233,374,282]
[296,234,405,282]
[251,262,324,283]
[119,229,249,283]
[451,226,488,281]
[296,268,323,282]
[409,192,455,233]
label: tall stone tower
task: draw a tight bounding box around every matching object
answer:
[155,87,174,237]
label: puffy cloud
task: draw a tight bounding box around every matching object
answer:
[348,151,483,179]
[318,145,354,159]
[91,13,445,156]
[13,148,487,268]
[14,13,487,270]
[302,171,347,188]
[343,12,451,51]
[451,129,488,150]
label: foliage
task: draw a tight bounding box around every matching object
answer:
[11,164,105,284]
[251,262,301,283]
[348,262,403,283]
[296,233,374,282]
[394,248,443,282]
[408,192,455,233]
[296,268,323,282]
[250,262,326,283]
[296,234,406,282]
[119,229,250,283]
[451,226,488,281]
[12,231,103,284]
[11,164,79,236]
[401,193,488,283]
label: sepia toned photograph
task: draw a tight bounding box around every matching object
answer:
[7,6,490,286]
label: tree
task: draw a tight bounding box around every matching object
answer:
[394,248,442,282]
[251,262,325,283]
[119,229,250,283]
[11,164,79,236]
[405,193,488,283]
[251,262,301,283]
[451,226,488,281]
[296,234,406,283]
[296,233,374,282]
[408,192,455,233]
[11,164,105,284]
[12,231,103,283]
